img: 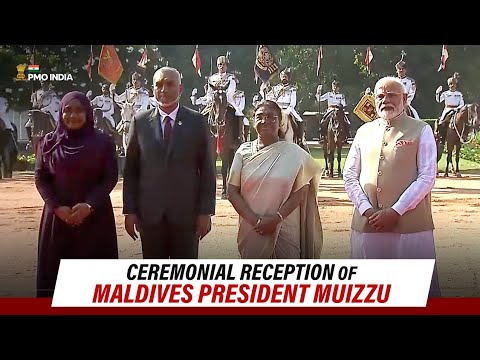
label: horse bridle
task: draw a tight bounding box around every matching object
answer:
[211,89,228,128]
[328,108,347,142]
[452,104,477,144]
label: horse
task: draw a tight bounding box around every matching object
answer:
[321,106,348,177]
[204,82,243,199]
[93,108,123,155]
[438,103,479,177]
[287,114,310,153]
[0,120,18,179]
[28,109,56,156]
[115,103,135,156]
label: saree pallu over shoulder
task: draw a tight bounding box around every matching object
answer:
[234,140,323,258]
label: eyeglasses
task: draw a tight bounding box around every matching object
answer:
[254,114,279,123]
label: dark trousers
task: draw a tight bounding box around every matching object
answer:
[139,215,198,259]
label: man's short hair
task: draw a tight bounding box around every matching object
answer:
[374,76,407,95]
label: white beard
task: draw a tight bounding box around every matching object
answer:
[378,107,404,120]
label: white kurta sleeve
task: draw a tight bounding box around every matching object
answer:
[391,126,437,215]
[343,134,374,215]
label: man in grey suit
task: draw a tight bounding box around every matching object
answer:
[122,66,217,258]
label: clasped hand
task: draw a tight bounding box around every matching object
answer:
[364,207,400,232]
[253,214,281,236]
[54,203,92,227]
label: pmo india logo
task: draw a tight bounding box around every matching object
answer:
[16,64,74,82]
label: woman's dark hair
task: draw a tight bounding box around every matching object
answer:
[253,100,285,138]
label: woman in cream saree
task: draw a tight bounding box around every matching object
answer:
[227,100,324,259]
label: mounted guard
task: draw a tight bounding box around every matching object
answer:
[0,96,18,179]
[112,72,151,155]
[317,79,351,143]
[395,56,420,119]
[26,80,59,145]
[90,83,116,129]
[435,72,464,144]
[200,54,244,199]
[202,55,244,119]
[232,88,250,142]
[261,67,305,146]
[26,80,60,154]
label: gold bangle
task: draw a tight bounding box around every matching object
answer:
[276,211,284,221]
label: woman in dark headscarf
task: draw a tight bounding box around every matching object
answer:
[34,91,119,298]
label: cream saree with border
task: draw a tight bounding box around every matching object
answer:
[228,139,324,259]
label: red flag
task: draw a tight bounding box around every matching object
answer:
[316,46,323,77]
[437,45,449,72]
[192,45,202,77]
[365,46,374,74]
[98,45,124,85]
[138,48,148,68]
[86,53,93,81]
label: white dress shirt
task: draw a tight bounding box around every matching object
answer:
[159,104,179,138]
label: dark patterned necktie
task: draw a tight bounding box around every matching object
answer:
[163,116,173,143]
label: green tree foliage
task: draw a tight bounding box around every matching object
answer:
[2,44,480,120]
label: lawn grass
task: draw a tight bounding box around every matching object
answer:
[216,143,480,174]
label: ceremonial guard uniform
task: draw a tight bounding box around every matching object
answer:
[233,89,250,141]
[112,72,151,154]
[395,60,420,119]
[26,80,60,144]
[0,96,14,132]
[435,73,464,143]
[317,79,350,141]
[91,84,116,128]
[190,83,209,111]
[261,68,304,143]
[205,56,244,117]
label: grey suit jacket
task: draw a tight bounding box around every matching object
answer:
[122,105,216,226]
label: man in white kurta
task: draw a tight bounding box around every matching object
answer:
[343,76,441,297]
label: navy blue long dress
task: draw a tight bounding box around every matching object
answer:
[34,91,119,298]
